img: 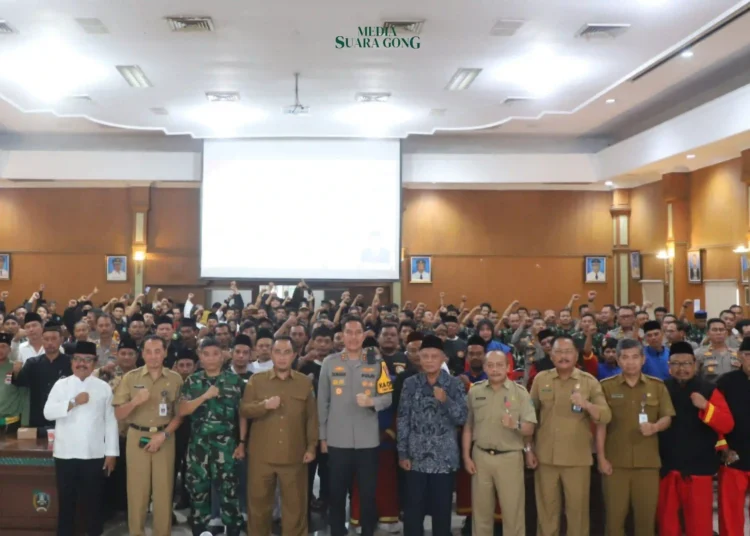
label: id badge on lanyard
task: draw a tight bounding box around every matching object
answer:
[159,390,168,417]
[638,395,648,424]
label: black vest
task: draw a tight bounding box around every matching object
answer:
[659,377,720,476]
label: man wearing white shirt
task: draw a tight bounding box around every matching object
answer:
[108,257,127,281]
[44,340,119,536]
[249,329,275,374]
[17,311,44,364]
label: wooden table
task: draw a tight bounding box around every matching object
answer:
[0,436,58,535]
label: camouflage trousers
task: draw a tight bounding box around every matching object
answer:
[185,434,243,533]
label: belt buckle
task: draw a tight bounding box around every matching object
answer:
[148,427,158,433]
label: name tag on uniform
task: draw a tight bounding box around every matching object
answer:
[638,413,648,424]
[475,396,486,401]
[611,393,624,399]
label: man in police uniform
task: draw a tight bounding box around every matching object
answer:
[113,335,184,536]
[179,338,246,536]
[463,350,536,536]
[596,339,675,536]
[527,335,611,536]
[696,318,739,382]
[318,316,393,536]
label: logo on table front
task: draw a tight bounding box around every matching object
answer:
[335,27,421,49]
[33,490,50,512]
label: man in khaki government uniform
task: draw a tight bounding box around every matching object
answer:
[241,335,319,536]
[596,339,675,536]
[113,335,184,536]
[462,350,536,536]
[527,335,612,536]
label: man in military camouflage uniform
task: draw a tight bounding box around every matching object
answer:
[688,310,708,345]
[178,338,247,536]
[572,313,604,357]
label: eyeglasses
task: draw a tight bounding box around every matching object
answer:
[72,356,95,364]
[668,361,693,368]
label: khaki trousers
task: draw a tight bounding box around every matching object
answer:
[535,464,590,536]
[125,428,175,536]
[249,459,308,536]
[603,467,659,536]
[471,447,525,536]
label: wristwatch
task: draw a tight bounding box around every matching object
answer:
[523,444,533,453]
[69,398,77,408]
[163,431,171,440]
[516,419,522,430]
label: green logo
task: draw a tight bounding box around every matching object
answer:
[335,26,420,49]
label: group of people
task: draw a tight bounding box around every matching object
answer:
[0,282,749,536]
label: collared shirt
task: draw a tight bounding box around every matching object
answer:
[112,366,183,428]
[96,339,118,367]
[18,341,63,364]
[597,362,621,381]
[181,369,245,438]
[606,327,643,341]
[600,374,675,469]
[467,378,535,453]
[643,346,670,380]
[43,375,119,459]
[397,370,468,473]
[12,353,72,429]
[318,351,393,449]
[695,345,739,381]
[240,369,318,465]
[250,359,274,374]
[229,365,253,383]
[530,367,611,467]
[0,359,29,424]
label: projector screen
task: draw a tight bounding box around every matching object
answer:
[201,139,401,280]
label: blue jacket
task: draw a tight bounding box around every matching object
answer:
[643,346,670,380]
[597,362,622,381]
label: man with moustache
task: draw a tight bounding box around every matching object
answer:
[178,318,199,352]
[657,341,734,536]
[179,338,246,536]
[127,313,148,349]
[250,329,275,374]
[241,336,318,536]
[379,323,409,375]
[463,351,536,536]
[696,318,739,382]
[12,322,72,435]
[527,335,611,536]
[44,340,119,536]
[642,321,670,380]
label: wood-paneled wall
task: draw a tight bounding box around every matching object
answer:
[400,189,615,309]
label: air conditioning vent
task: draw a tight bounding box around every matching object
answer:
[383,20,424,35]
[75,18,109,34]
[503,96,534,105]
[0,21,17,34]
[206,91,240,102]
[166,16,215,32]
[576,23,630,40]
[490,19,524,37]
[356,92,391,103]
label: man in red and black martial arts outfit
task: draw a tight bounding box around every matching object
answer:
[456,336,501,536]
[717,336,750,536]
[657,341,734,536]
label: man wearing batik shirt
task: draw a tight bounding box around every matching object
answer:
[398,335,467,536]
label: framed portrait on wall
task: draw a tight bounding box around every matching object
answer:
[410,256,432,284]
[630,251,641,280]
[0,253,9,280]
[742,255,750,284]
[584,256,607,283]
[106,255,128,282]
[688,249,703,284]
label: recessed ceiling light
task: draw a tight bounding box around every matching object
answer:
[445,68,482,91]
[605,181,614,186]
[680,50,694,58]
[116,65,152,88]
[686,154,696,159]
[605,98,616,104]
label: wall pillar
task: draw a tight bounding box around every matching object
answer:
[129,186,151,296]
[611,189,631,306]
[662,172,691,313]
